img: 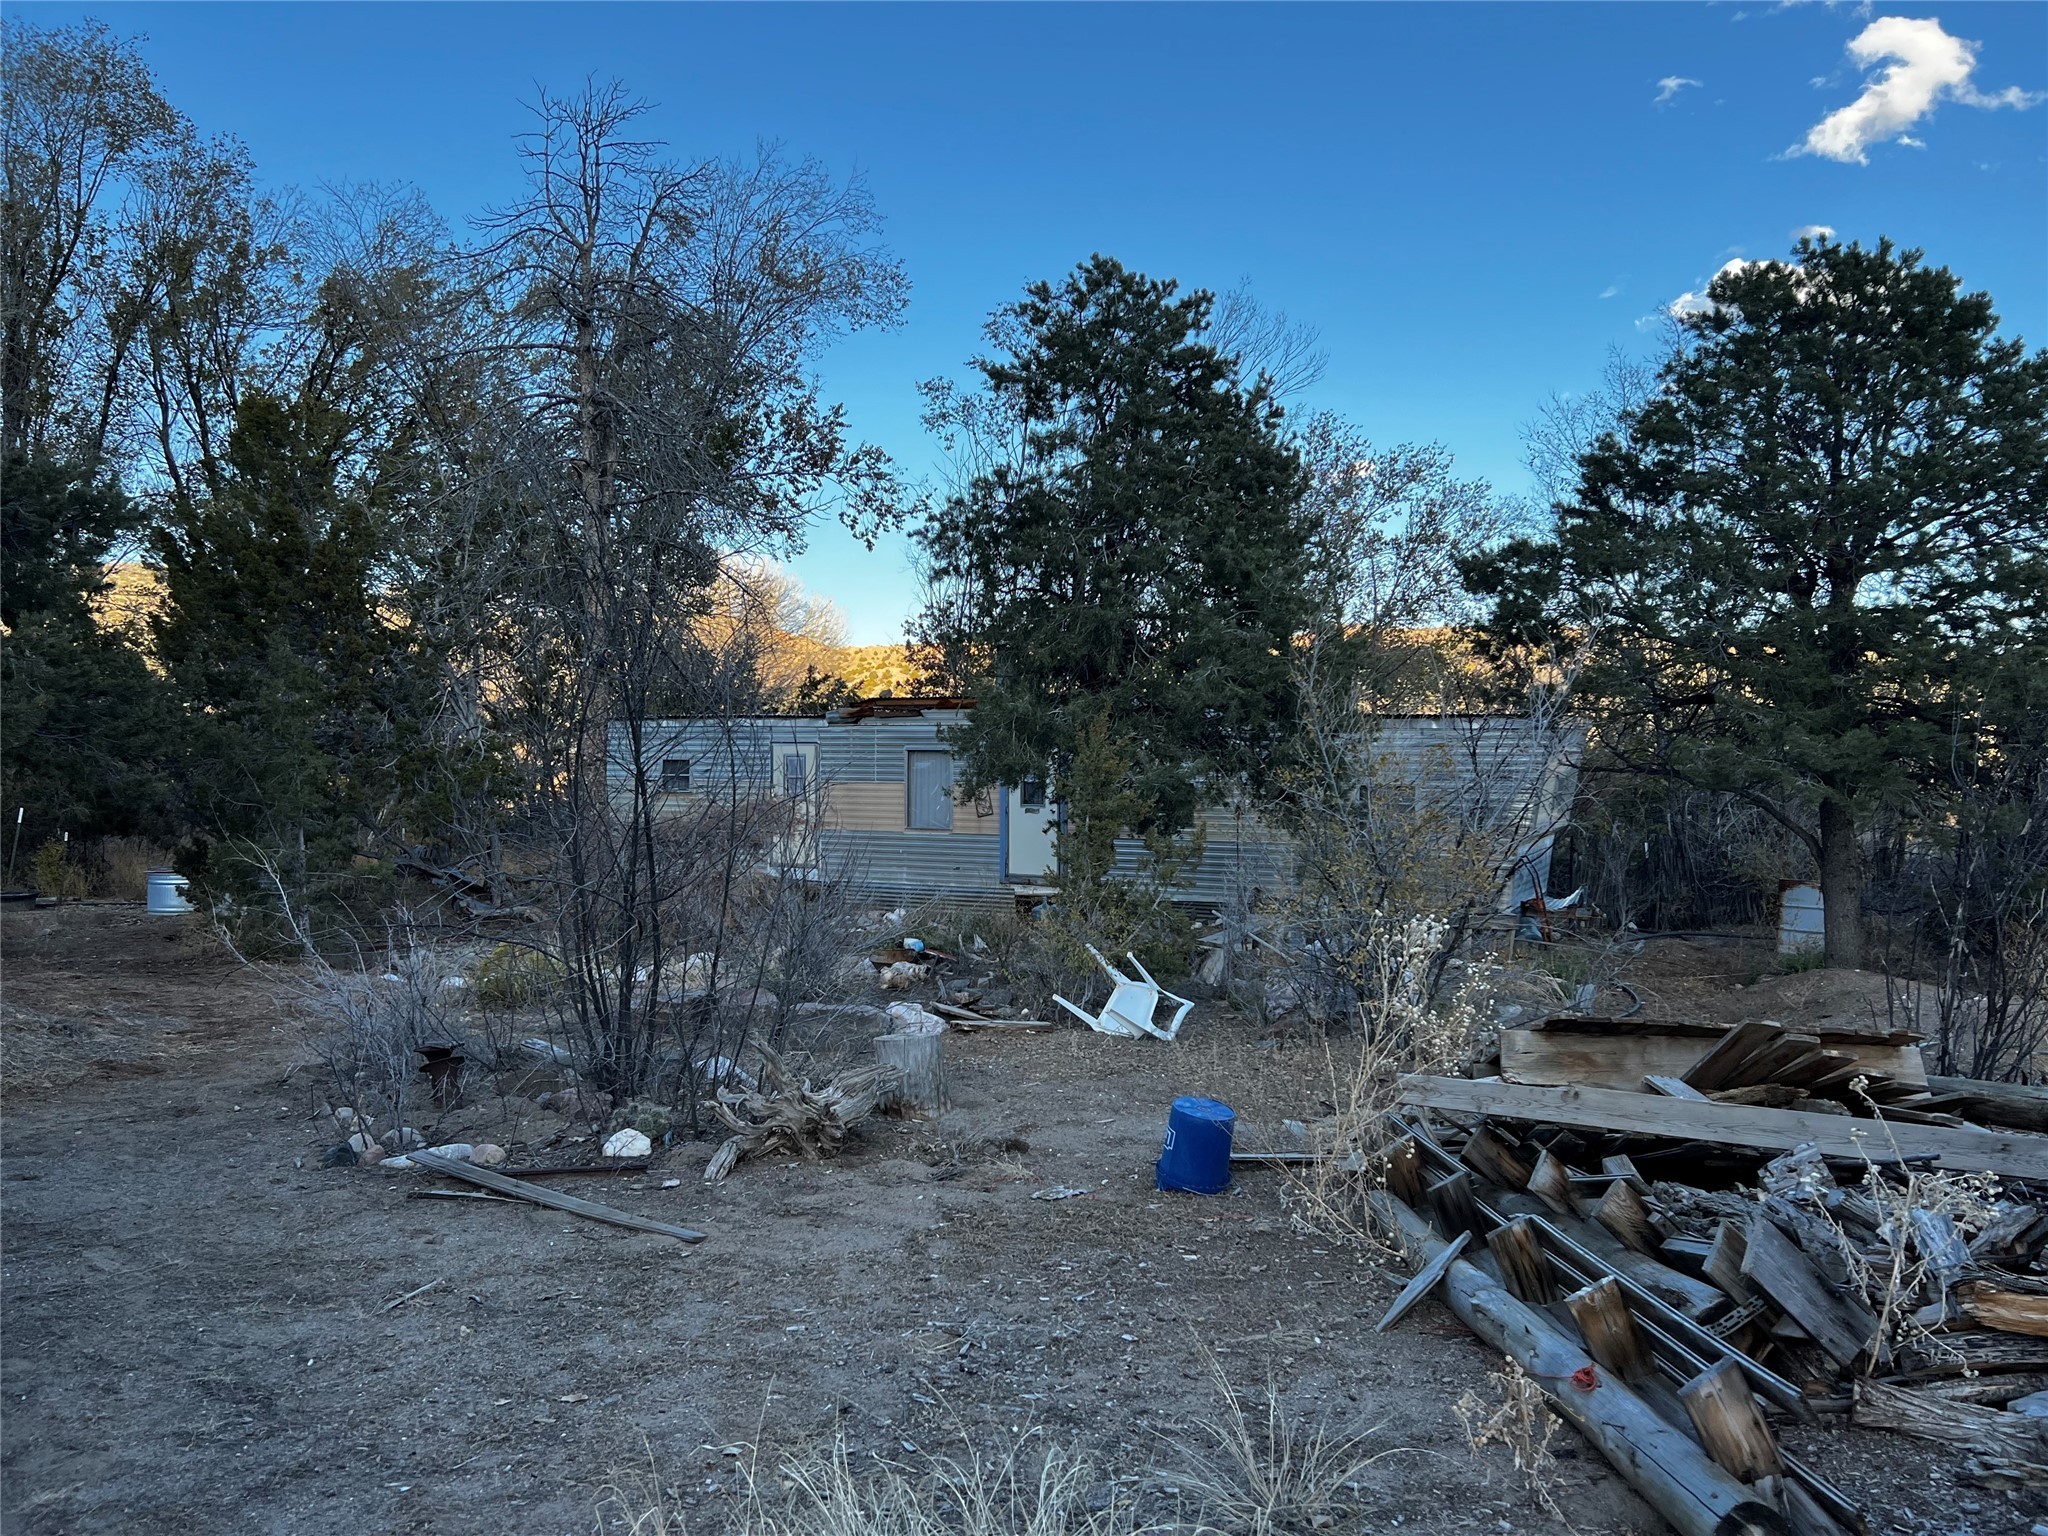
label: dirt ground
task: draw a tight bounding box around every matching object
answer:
[0,905,2030,1535]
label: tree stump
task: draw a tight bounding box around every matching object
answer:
[876,1030,946,1117]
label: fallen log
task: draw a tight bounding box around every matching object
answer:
[1925,1075,2048,1134]
[1397,1076,2048,1181]
[1368,1192,1790,1536]
[408,1151,705,1242]
[1851,1378,2048,1464]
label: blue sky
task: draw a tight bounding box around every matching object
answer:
[24,1,2048,641]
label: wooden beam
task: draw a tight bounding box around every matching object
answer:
[409,1151,706,1243]
[1927,1075,2048,1134]
[1396,1076,2048,1181]
[1500,1028,1923,1094]
[1459,1125,1535,1189]
[1375,1230,1470,1333]
[1684,1020,1782,1092]
[1647,1075,1712,1100]
[1596,1178,1659,1255]
[1739,1216,1880,1370]
[1567,1276,1652,1383]
[1680,1359,1784,1483]
[1526,1149,1584,1218]
[1488,1217,1554,1304]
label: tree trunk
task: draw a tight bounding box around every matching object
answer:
[876,1030,946,1116]
[1817,797,1864,970]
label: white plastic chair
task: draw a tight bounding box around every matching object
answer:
[1053,946,1194,1041]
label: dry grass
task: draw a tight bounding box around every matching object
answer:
[1161,1360,1408,1535]
[89,837,172,901]
[598,1426,1163,1536]
[595,1370,1408,1536]
[1452,1358,1567,1525]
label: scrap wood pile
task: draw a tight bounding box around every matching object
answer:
[1374,1012,2048,1535]
[702,1051,902,1182]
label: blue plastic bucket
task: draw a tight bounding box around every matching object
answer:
[1156,1096,1235,1195]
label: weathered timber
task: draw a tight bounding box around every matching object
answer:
[1369,1192,1793,1536]
[1526,1149,1584,1218]
[1386,1135,1428,1208]
[1459,1125,1535,1189]
[1427,1169,1483,1240]
[1684,1020,1783,1092]
[1740,1217,1881,1370]
[1925,1075,2048,1134]
[1493,1190,1727,1319]
[1567,1276,1652,1382]
[1959,1284,2048,1339]
[1397,1076,2048,1180]
[1596,1178,1659,1255]
[1501,1028,1923,1093]
[1648,1075,1713,1100]
[1852,1378,2048,1463]
[1375,1230,1471,1333]
[1681,1359,1784,1483]
[408,1151,706,1242]
[1488,1216,1554,1304]
[1705,1221,1759,1305]
[1603,1153,1649,1191]
[876,1030,946,1116]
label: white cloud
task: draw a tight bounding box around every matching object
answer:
[1795,16,2043,164]
[1656,75,1703,106]
[1791,223,1836,239]
[1667,258,1760,318]
[1598,283,1622,300]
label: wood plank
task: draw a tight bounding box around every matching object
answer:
[1396,1076,2048,1181]
[409,1151,706,1242]
[1646,1074,1711,1100]
[1680,1359,1783,1482]
[1567,1275,1653,1382]
[1502,1028,1924,1093]
[1926,1075,2048,1134]
[1596,1178,1658,1255]
[1375,1230,1471,1333]
[1488,1217,1554,1304]
[1683,1020,1783,1092]
[1740,1216,1880,1370]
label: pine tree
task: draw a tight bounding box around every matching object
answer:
[1466,238,2048,967]
[914,256,1313,843]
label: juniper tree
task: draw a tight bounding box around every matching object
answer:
[1466,237,2048,967]
[914,256,1314,848]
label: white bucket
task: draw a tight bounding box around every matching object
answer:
[1778,882,1824,955]
[146,870,194,915]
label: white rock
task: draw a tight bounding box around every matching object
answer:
[381,1155,416,1170]
[424,1143,475,1163]
[470,1143,507,1168]
[603,1128,653,1159]
[388,1127,426,1151]
[332,1106,361,1126]
[660,1178,681,1189]
[886,1002,946,1035]
[347,1132,382,1157]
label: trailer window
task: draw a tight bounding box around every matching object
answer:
[907,751,954,831]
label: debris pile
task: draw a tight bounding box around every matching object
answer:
[1371,1011,2048,1531]
[703,1051,903,1182]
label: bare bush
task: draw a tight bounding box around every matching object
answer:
[1452,1359,1566,1522]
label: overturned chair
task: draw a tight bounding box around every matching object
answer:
[1053,946,1195,1041]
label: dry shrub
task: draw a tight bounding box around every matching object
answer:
[88,836,171,900]
[26,838,86,900]
[1283,913,1485,1251]
[1452,1359,1565,1522]
[1163,1360,1406,1536]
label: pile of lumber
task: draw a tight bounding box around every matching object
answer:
[1376,1012,2048,1532]
[702,1053,902,1182]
